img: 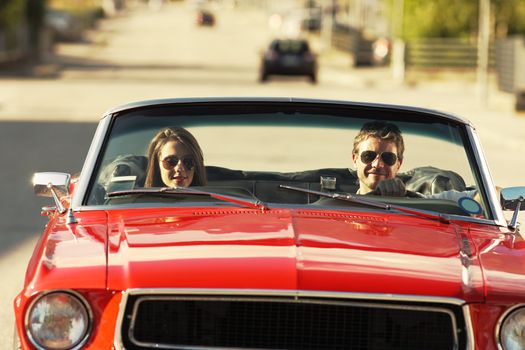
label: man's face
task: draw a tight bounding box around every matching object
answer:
[352,136,402,194]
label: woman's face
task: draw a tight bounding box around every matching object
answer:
[158,140,195,187]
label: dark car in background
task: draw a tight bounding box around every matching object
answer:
[259,39,318,83]
[196,9,215,26]
[301,16,321,32]
[45,9,84,42]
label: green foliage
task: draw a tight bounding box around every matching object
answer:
[0,0,25,32]
[26,0,46,50]
[387,0,525,39]
[0,0,46,55]
[401,0,477,39]
[493,0,525,35]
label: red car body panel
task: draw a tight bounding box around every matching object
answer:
[14,211,109,350]
[21,211,108,293]
[105,207,486,301]
[470,225,525,302]
[14,206,524,349]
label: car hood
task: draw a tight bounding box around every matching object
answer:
[106,207,485,301]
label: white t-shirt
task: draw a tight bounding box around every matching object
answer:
[425,189,478,201]
[356,187,478,202]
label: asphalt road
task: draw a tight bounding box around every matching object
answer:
[1,1,524,348]
[0,122,97,345]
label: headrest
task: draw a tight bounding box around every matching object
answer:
[98,156,465,196]
[99,154,148,190]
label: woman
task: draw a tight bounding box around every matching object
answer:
[144,127,207,187]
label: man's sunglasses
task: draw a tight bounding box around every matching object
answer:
[161,155,195,170]
[360,151,398,166]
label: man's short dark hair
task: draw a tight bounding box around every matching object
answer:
[353,121,405,160]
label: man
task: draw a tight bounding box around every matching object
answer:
[352,121,479,201]
[352,121,407,196]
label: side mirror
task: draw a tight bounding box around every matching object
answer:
[501,186,525,231]
[501,186,525,211]
[33,172,71,214]
[33,172,71,197]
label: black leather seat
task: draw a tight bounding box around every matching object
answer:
[97,156,466,204]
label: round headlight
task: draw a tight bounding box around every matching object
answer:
[499,306,525,350]
[26,291,91,350]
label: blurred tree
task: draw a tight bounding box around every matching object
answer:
[0,0,25,47]
[401,0,477,39]
[0,0,46,57]
[26,0,46,58]
[493,0,525,36]
[388,0,525,39]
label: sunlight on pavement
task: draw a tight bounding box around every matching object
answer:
[0,235,39,347]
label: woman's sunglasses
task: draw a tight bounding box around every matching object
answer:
[161,155,195,170]
[360,151,398,166]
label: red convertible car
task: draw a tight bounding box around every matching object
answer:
[14,98,525,349]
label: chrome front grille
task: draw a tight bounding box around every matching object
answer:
[118,291,467,350]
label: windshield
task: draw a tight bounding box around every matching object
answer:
[85,103,490,220]
[273,40,310,54]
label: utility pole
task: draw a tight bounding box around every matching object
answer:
[321,0,334,52]
[355,0,363,29]
[391,0,405,82]
[477,0,490,104]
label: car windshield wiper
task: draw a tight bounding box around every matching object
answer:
[279,185,450,224]
[107,187,269,211]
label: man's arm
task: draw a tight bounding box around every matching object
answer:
[426,189,478,201]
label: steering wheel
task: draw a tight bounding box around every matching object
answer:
[366,189,424,198]
[406,190,425,198]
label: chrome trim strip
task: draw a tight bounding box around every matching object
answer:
[71,114,112,209]
[462,304,476,350]
[24,290,93,350]
[124,288,467,305]
[114,288,468,350]
[465,126,507,227]
[114,290,129,350]
[495,304,525,350]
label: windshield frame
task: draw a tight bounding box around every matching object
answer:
[70,98,506,227]
[465,125,505,225]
